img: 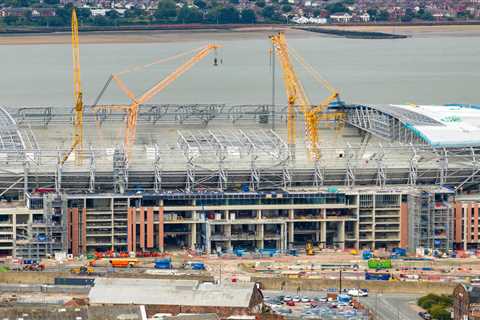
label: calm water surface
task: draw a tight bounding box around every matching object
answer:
[1,32,479,107]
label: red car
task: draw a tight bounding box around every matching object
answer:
[286,300,295,306]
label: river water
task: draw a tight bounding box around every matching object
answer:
[1,30,479,107]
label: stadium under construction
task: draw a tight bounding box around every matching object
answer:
[1,103,480,258]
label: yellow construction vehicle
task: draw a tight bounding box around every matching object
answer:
[70,265,94,275]
[61,8,84,165]
[306,240,314,255]
[93,44,220,156]
[270,32,344,161]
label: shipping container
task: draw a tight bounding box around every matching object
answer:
[365,272,391,281]
[368,258,392,270]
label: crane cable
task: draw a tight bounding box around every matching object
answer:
[91,46,208,110]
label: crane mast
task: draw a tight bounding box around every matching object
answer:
[61,8,84,165]
[270,32,341,161]
[270,32,310,160]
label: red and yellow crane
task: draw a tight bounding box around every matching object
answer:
[61,8,83,165]
[270,32,343,161]
[93,44,220,156]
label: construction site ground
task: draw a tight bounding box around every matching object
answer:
[1,249,478,294]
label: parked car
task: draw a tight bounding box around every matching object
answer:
[286,300,296,306]
[301,296,310,303]
[283,295,292,302]
[347,289,368,297]
[419,312,432,320]
[292,295,301,302]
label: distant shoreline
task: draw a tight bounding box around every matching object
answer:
[300,27,409,39]
[1,22,480,45]
[0,20,480,35]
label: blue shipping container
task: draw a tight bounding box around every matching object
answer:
[365,272,391,281]
[154,258,172,269]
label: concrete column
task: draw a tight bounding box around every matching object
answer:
[288,209,294,219]
[256,210,261,220]
[205,222,211,254]
[320,221,327,248]
[257,224,264,249]
[338,221,345,250]
[315,222,320,242]
[288,222,294,248]
[12,212,16,258]
[281,223,287,253]
[225,224,232,250]
[190,223,196,250]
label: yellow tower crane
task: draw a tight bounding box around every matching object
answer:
[270,32,343,161]
[61,8,83,165]
[93,44,220,156]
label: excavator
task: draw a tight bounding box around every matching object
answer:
[270,32,344,161]
[92,44,221,156]
[306,240,314,256]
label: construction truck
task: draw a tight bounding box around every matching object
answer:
[306,241,314,256]
[109,258,139,268]
[70,265,94,275]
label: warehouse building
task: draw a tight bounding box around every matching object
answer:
[88,278,263,318]
[0,104,479,257]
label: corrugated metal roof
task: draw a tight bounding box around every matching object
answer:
[89,278,255,308]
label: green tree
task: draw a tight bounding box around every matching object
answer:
[261,5,275,18]
[367,8,377,19]
[255,0,265,8]
[43,0,59,5]
[377,10,389,21]
[229,0,239,4]
[106,10,120,20]
[193,0,206,9]
[429,305,450,320]
[54,3,73,26]
[177,6,203,23]
[281,4,292,13]
[325,2,348,14]
[240,9,256,23]
[401,8,415,22]
[155,0,177,20]
[92,15,110,26]
[418,9,434,21]
[218,6,239,23]
[124,8,145,19]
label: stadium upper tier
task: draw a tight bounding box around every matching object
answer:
[345,104,480,148]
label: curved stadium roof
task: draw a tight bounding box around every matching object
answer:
[0,106,25,152]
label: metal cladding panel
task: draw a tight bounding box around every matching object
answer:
[455,202,463,243]
[139,207,145,249]
[146,208,154,248]
[127,207,133,253]
[82,208,87,254]
[400,203,408,248]
[475,204,479,242]
[132,206,136,251]
[159,207,164,252]
[72,208,79,257]
[467,203,472,242]
[66,208,71,250]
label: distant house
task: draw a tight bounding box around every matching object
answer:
[453,283,480,320]
[31,8,56,17]
[330,12,352,23]
[357,12,370,22]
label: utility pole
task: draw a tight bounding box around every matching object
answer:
[339,269,342,293]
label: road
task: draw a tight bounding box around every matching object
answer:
[361,293,423,320]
